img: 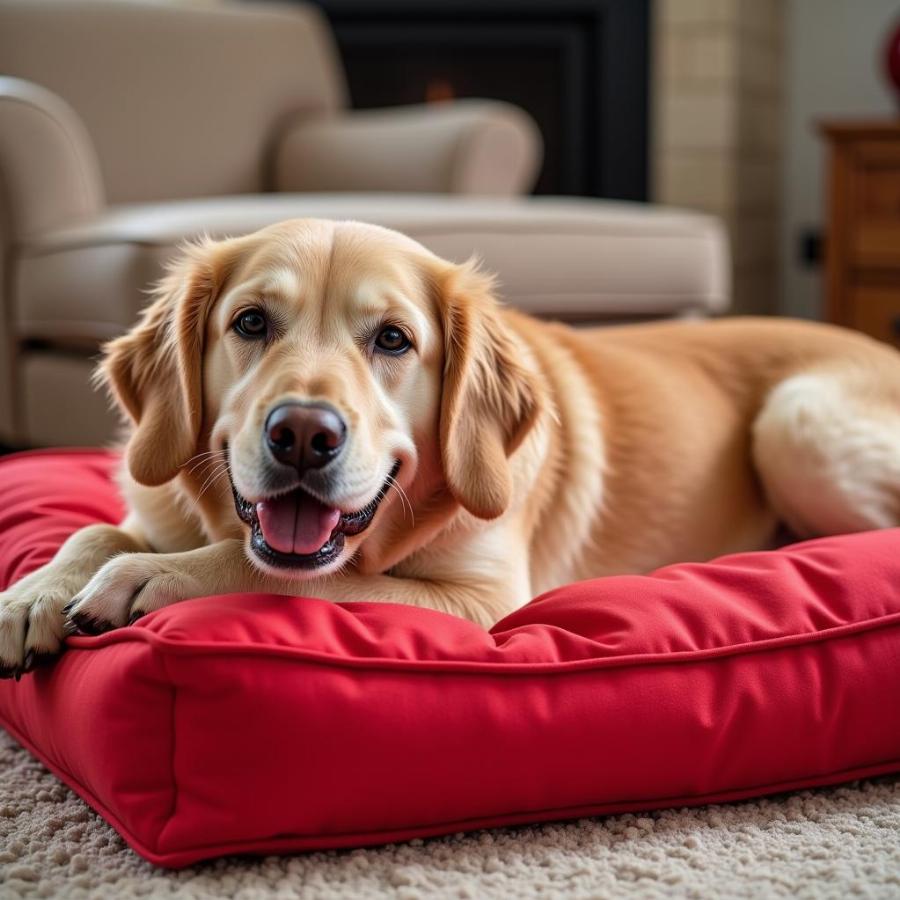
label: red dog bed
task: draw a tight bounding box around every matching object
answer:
[1,450,899,868]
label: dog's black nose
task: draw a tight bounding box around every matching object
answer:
[264,402,347,472]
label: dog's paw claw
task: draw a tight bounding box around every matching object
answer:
[22,649,57,674]
[127,609,146,626]
[68,612,115,637]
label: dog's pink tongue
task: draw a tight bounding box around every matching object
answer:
[256,492,341,556]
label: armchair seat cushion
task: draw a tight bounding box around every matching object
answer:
[16,194,728,345]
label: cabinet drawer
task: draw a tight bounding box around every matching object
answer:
[847,286,900,348]
[848,142,900,269]
[855,155,900,220]
[852,223,900,267]
[850,146,900,267]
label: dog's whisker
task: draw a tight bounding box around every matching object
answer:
[192,473,220,505]
[195,477,228,506]
[183,449,226,477]
[185,450,225,465]
[185,449,225,465]
[386,475,413,521]
[195,463,230,503]
[199,462,229,493]
[385,474,415,526]
[185,460,217,479]
[183,452,226,479]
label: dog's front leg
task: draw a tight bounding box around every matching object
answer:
[300,572,516,629]
[67,538,518,634]
[64,539,251,635]
[0,523,149,676]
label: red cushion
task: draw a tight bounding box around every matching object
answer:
[1,450,899,868]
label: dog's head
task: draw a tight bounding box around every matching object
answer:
[98,219,542,578]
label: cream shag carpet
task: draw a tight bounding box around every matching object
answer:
[1,732,898,900]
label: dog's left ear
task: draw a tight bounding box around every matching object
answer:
[96,237,241,486]
[435,259,544,520]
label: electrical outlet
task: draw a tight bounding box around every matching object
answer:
[798,228,823,268]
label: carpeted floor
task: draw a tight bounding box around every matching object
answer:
[1,732,898,900]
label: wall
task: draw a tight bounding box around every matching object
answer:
[781,0,898,318]
[653,0,785,315]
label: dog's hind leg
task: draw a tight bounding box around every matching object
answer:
[752,367,900,538]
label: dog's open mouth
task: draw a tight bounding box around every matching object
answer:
[229,461,400,570]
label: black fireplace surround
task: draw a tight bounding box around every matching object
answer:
[303,0,651,200]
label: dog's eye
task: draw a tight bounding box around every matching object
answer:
[374,325,411,355]
[233,309,268,339]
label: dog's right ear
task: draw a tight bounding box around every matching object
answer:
[433,258,544,520]
[96,237,242,486]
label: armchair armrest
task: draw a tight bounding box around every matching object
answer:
[273,99,541,196]
[0,77,104,240]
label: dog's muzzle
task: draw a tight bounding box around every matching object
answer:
[228,459,401,570]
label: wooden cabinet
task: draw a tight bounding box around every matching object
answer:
[820,122,900,349]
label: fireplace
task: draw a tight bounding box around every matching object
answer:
[306,0,651,199]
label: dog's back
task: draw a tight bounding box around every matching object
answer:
[510,315,900,589]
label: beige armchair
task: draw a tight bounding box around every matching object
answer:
[0,0,728,448]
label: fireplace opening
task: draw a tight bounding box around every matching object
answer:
[306,0,651,200]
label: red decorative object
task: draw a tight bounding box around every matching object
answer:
[885,18,900,105]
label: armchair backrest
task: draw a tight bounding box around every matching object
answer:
[0,0,346,203]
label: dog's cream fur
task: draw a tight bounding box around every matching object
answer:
[1,219,899,675]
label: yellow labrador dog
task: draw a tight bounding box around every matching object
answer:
[1,219,899,676]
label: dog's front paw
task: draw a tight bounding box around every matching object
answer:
[0,576,81,679]
[66,555,198,635]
